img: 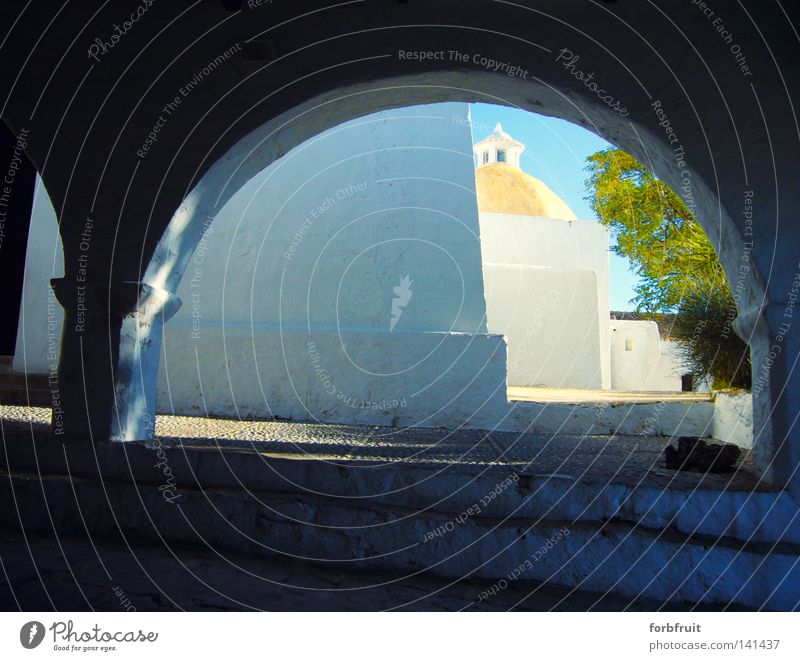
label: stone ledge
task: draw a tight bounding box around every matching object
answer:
[0,528,711,611]
[1,471,796,610]
[1,427,796,548]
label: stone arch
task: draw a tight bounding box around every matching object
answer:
[1,1,797,611]
[0,120,66,367]
[3,1,787,489]
[147,73,764,314]
[138,71,776,479]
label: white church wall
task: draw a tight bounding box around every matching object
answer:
[478,211,610,388]
[12,176,64,374]
[482,264,603,388]
[609,319,683,391]
[171,103,488,334]
[158,102,499,425]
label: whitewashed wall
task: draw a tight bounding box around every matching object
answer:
[483,265,602,388]
[158,102,504,426]
[712,391,753,449]
[478,212,610,388]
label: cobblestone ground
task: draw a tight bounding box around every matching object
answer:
[0,404,762,491]
[0,406,766,491]
[1,530,736,612]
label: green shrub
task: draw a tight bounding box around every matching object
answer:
[670,287,751,390]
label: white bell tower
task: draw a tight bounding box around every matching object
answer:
[473,123,526,168]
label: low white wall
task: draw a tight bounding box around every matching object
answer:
[500,399,715,437]
[157,102,505,427]
[711,391,753,449]
[158,322,722,439]
[158,325,510,429]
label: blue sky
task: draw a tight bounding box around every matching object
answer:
[470,103,639,311]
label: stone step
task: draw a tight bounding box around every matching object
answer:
[0,371,51,406]
[0,527,708,611]
[1,467,797,610]
[0,422,793,548]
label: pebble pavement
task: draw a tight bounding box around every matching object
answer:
[1,404,763,491]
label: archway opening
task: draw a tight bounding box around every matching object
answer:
[143,100,759,489]
[2,75,774,486]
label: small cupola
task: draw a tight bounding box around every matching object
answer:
[473,123,526,168]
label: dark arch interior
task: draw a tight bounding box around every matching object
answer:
[0,122,36,355]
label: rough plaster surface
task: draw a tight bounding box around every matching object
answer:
[712,392,754,449]
[158,326,509,429]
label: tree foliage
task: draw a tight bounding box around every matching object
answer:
[585,148,750,389]
[585,148,726,312]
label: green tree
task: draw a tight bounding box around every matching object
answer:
[585,148,726,311]
[585,148,750,389]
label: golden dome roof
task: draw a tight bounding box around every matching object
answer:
[475,163,577,220]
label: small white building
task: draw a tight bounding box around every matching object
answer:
[610,314,702,392]
[471,123,693,393]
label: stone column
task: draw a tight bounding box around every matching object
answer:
[51,278,181,443]
[737,301,800,493]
